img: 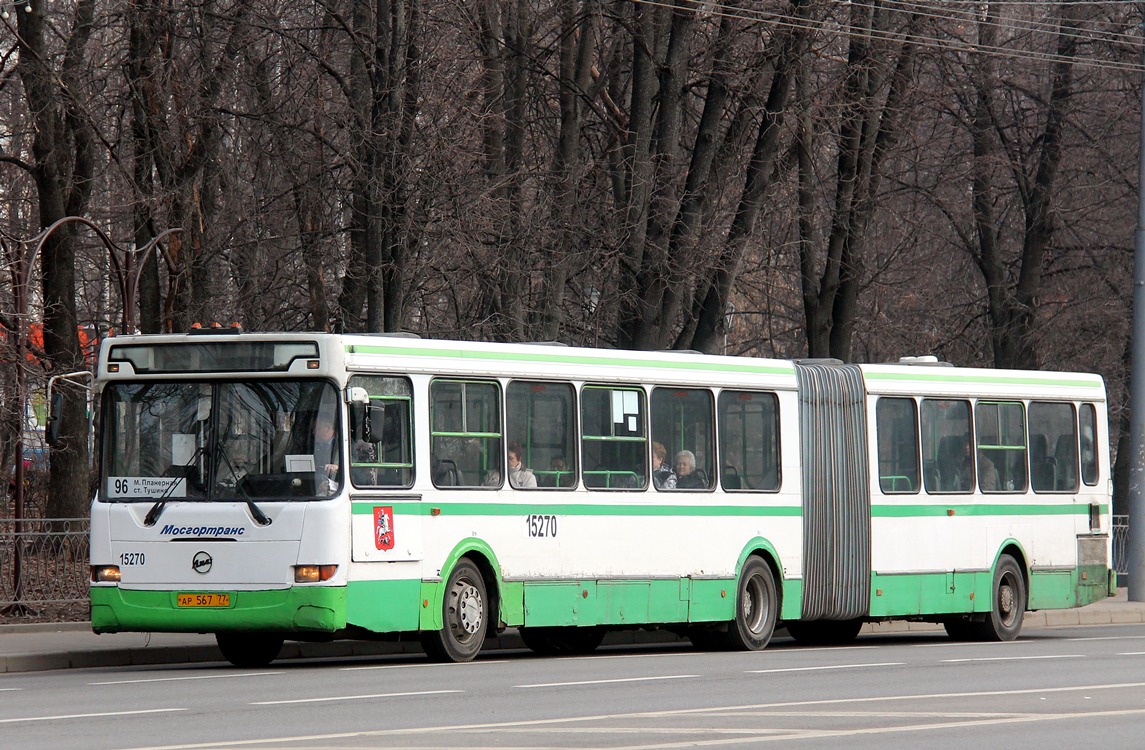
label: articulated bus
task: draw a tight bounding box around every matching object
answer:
[86,331,1115,666]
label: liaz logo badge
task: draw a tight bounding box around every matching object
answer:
[192,551,213,574]
[374,506,394,551]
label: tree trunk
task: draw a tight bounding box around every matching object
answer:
[16,0,97,518]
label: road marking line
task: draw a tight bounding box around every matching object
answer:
[779,645,878,652]
[515,674,698,688]
[90,672,279,685]
[914,639,1033,649]
[746,662,903,674]
[1117,652,1145,656]
[1067,635,1145,642]
[116,682,1145,750]
[0,688,21,692]
[0,708,185,725]
[942,654,1084,663]
[251,689,461,705]
[341,660,507,671]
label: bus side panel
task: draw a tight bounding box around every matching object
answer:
[344,576,423,633]
[866,570,986,617]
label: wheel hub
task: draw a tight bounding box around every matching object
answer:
[455,584,483,635]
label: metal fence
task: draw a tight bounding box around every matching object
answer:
[1114,514,1129,577]
[0,517,89,618]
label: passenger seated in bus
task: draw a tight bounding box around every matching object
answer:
[977,448,998,491]
[549,456,572,487]
[652,442,676,489]
[937,435,970,491]
[506,441,537,489]
[673,450,706,490]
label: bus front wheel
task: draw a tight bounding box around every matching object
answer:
[723,557,778,651]
[422,559,488,662]
[216,632,284,668]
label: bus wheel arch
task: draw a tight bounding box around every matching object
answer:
[421,556,493,662]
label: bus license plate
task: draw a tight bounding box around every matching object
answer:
[177,593,231,608]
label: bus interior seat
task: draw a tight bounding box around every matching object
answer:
[1030,433,1055,491]
[433,458,461,487]
[1054,435,1077,490]
[936,435,965,491]
[722,465,741,489]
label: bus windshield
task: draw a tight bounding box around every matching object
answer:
[101,380,342,502]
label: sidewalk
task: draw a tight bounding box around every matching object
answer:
[3,590,1145,674]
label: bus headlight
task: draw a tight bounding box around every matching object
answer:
[294,565,338,583]
[91,565,121,583]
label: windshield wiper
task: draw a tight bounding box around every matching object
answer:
[213,429,272,527]
[143,464,195,527]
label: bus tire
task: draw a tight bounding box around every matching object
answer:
[421,559,488,662]
[723,557,778,651]
[519,626,606,656]
[215,632,284,668]
[974,554,1026,641]
[786,618,863,645]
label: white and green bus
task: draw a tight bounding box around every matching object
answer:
[85,332,1115,666]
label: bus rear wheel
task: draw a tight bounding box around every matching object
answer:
[216,633,284,668]
[973,554,1026,641]
[519,626,606,656]
[723,557,778,651]
[422,559,488,662]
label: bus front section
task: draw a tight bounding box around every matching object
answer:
[90,361,350,663]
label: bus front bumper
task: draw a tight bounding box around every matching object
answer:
[90,586,347,634]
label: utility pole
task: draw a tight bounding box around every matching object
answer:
[1128,16,1145,600]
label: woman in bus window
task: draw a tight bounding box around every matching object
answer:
[652,441,676,489]
[673,450,705,490]
[506,441,537,489]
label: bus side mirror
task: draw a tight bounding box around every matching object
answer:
[46,391,64,446]
[350,402,386,443]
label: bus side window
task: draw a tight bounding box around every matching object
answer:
[975,401,1027,493]
[875,397,919,494]
[651,387,714,491]
[920,399,972,494]
[717,391,779,491]
[1080,403,1099,486]
[507,381,577,490]
[430,379,502,489]
[347,375,414,489]
[1028,401,1076,493]
[581,386,647,489]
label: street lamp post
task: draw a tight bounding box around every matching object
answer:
[1,217,179,615]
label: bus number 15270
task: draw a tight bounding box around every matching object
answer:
[525,514,557,538]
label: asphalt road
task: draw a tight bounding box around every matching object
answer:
[4,624,1145,750]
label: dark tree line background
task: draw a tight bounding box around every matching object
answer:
[0,0,1140,519]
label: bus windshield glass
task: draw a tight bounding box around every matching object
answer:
[101,380,342,502]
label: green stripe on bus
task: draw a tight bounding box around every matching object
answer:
[351,500,1106,518]
[345,344,795,376]
[352,501,801,517]
[871,503,1107,517]
[863,370,1101,389]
